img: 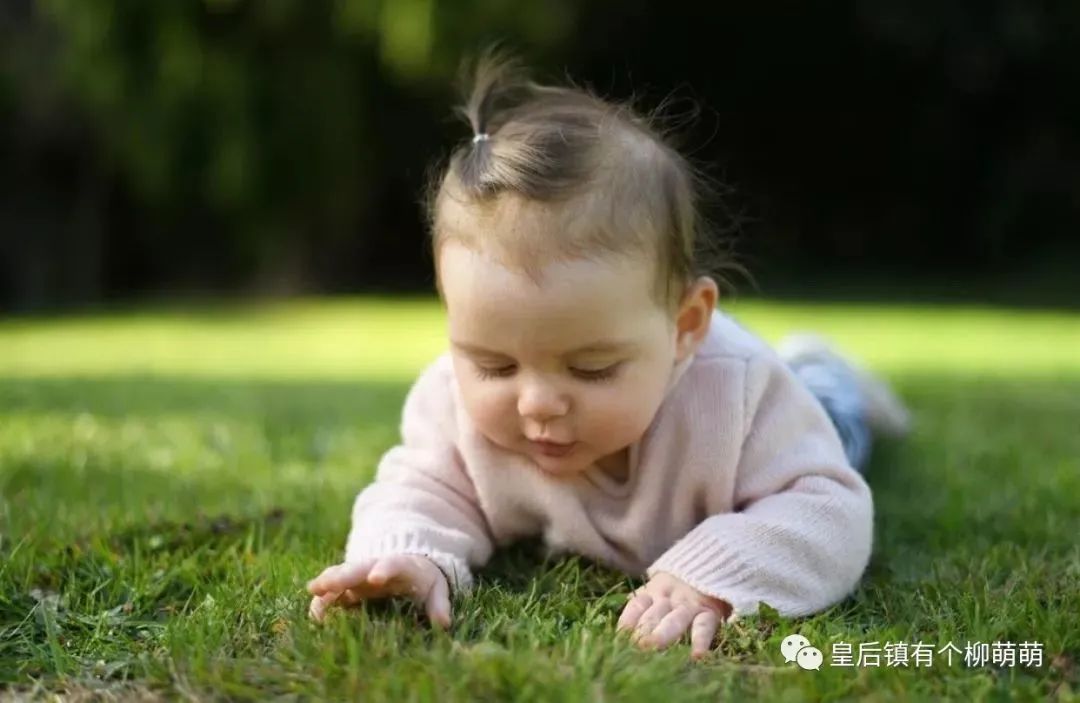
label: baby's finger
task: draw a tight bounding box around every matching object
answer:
[367,556,430,597]
[307,561,374,595]
[689,610,720,659]
[424,572,452,629]
[306,564,340,595]
[616,593,653,632]
[308,596,324,621]
[632,598,673,644]
[308,592,340,622]
[642,605,696,650]
[339,588,364,606]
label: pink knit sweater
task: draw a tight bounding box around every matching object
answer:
[344,310,874,619]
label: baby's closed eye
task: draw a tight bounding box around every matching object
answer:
[473,363,621,383]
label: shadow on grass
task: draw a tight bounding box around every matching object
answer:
[0,482,303,682]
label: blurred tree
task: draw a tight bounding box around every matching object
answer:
[3,0,574,307]
[1,0,108,307]
[1,0,1076,309]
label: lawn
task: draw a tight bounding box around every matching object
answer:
[1,297,1077,701]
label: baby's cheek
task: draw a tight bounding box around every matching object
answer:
[588,393,653,444]
[463,384,516,436]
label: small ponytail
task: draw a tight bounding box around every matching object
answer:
[455,44,528,140]
[453,47,548,194]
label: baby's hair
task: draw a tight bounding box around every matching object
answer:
[423,46,746,315]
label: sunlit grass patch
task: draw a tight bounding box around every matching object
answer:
[2,297,1077,381]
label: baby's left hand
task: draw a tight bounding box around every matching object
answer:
[616,571,733,659]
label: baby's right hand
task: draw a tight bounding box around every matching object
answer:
[306,554,451,628]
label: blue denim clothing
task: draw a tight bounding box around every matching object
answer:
[785,356,873,474]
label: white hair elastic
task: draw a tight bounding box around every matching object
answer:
[472,132,491,144]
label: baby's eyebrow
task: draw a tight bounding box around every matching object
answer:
[451,339,635,357]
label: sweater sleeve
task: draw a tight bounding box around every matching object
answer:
[646,353,874,620]
[344,355,495,592]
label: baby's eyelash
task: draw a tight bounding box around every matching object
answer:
[473,364,620,383]
[574,366,619,383]
[473,365,514,381]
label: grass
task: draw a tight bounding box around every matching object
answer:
[1,296,1077,701]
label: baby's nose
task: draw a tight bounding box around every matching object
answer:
[517,381,569,420]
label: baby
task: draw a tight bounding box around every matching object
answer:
[307,51,908,658]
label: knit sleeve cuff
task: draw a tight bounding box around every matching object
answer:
[646,527,776,622]
[345,530,475,592]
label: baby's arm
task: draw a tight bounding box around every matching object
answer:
[642,353,874,627]
[308,356,495,625]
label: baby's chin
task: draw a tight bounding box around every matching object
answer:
[530,460,594,479]
[529,453,590,475]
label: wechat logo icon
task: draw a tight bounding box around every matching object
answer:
[781,633,823,671]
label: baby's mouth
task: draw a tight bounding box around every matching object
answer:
[529,439,577,457]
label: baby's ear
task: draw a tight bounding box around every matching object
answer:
[675,277,718,358]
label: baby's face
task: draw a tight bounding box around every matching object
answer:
[439,241,685,478]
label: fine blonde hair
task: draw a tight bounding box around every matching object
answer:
[423,47,743,315]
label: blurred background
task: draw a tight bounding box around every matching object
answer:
[1,0,1078,312]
